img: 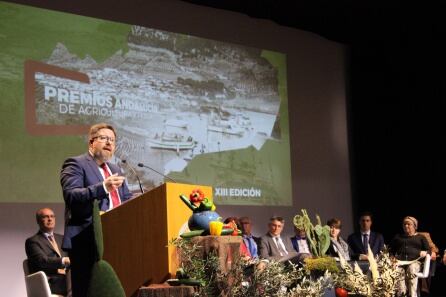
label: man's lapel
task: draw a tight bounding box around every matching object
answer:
[368,232,375,247]
[85,153,103,182]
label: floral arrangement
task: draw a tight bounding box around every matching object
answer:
[171,237,332,297]
[235,260,299,297]
[333,247,403,297]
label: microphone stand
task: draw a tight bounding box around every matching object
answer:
[137,163,177,183]
[121,160,144,194]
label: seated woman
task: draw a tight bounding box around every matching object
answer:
[390,216,430,297]
[326,218,351,261]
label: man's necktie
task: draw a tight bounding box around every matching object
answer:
[100,163,121,208]
[362,233,369,253]
[48,235,65,275]
[275,237,288,256]
[246,237,252,254]
[245,236,257,258]
[48,234,61,257]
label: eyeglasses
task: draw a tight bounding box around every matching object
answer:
[92,135,116,144]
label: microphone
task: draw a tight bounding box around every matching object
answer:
[137,162,177,183]
[121,160,144,194]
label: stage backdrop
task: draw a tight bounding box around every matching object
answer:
[0,1,351,297]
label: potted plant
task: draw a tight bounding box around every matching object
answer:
[293,209,338,276]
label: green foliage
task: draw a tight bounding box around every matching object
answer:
[170,238,221,296]
[304,256,339,274]
[288,270,333,297]
[293,209,330,257]
[215,256,248,297]
[332,249,403,297]
[229,260,332,297]
[171,237,333,297]
[243,261,299,297]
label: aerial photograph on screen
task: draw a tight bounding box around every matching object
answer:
[0,1,291,205]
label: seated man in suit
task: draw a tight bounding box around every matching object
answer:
[259,216,307,265]
[239,216,259,259]
[290,226,312,258]
[347,211,384,260]
[25,208,70,296]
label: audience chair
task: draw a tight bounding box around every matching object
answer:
[416,254,431,297]
[22,259,64,297]
[416,254,431,278]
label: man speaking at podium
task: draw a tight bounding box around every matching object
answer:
[60,123,132,297]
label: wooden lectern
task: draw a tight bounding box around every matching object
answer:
[100,182,212,297]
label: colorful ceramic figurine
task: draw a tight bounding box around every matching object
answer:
[179,188,239,237]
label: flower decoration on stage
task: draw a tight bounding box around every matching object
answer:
[179,188,239,238]
[189,188,205,204]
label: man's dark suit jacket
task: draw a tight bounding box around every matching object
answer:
[347,231,385,260]
[290,236,311,254]
[60,153,132,250]
[61,153,132,297]
[25,232,67,295]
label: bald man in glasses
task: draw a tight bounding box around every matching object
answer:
[25,208,70,296]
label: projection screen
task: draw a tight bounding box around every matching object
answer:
[0,1,291,206]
